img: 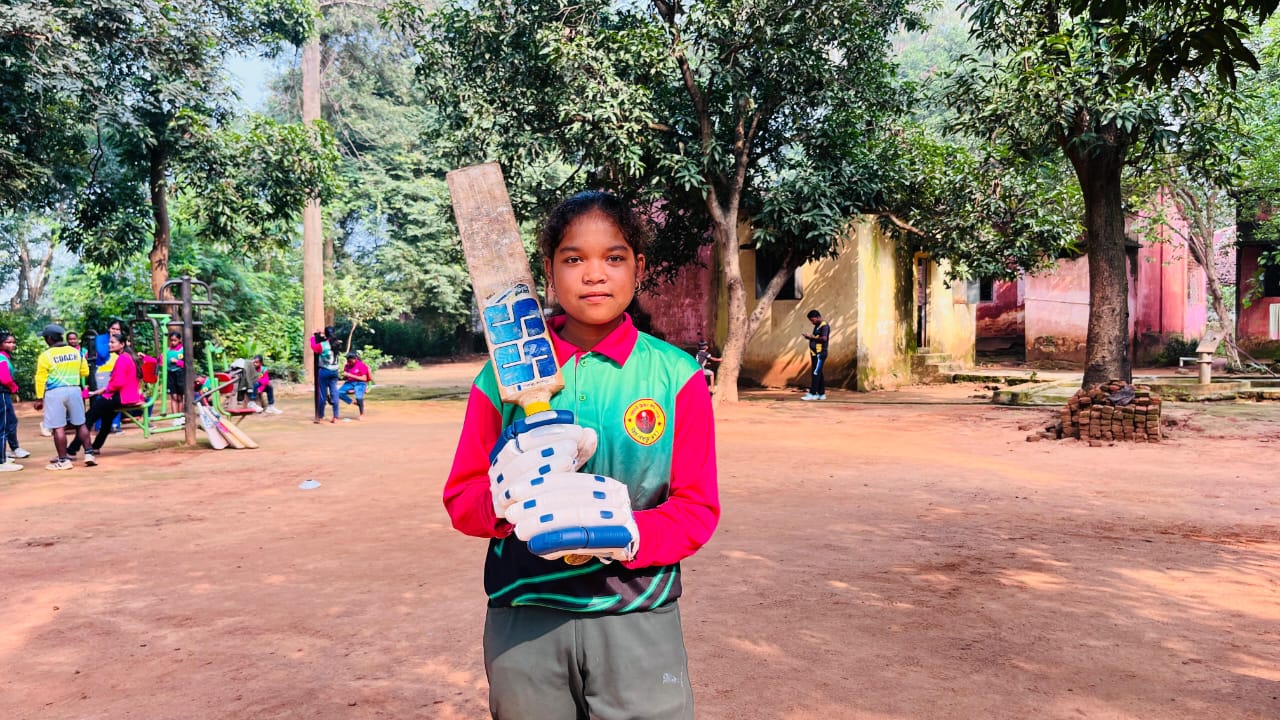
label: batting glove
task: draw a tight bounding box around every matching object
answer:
[489,410,597,520]
[500,471,640,563]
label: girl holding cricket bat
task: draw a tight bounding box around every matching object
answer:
[445,191,720,719]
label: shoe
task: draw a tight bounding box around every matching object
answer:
[801,393,818,401]
[46,458,73,471]
[172,417,185,427]
[0,462,22,472]
[247,401,263,413]
[341,417,353,422]
[265,405,282,415]
[111,425,123,434]
[11,447,30,458]
[817,394,827,400]
[40,425,52,437]
[84,453,98,467]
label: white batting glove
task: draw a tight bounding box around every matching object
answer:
[501,471,640,563]
[489,410,597,520]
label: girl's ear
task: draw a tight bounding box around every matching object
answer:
[543,257,553,288]
[635,253,646,282]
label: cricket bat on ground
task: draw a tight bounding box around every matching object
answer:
[195,405,229,450]
[218,417,259,449]
[446,162,633,558]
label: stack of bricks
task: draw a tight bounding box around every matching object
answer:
[1057,381,1163,446]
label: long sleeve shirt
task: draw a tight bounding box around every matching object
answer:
[102,353,144,405]
[444,314,719,613]
[0,351,17,394]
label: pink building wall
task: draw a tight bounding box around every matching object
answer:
[1022,255,1137,365]
[1237,245,1280,343]
[636,246,714,348]
[975,279,1024,342]
[1132,225,1208,361]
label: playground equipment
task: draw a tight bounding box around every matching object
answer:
[107,276,258,450]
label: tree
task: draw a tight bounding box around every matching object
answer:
[946,2,1258,386]
[35,0,318,297]
[396,0,922,401]
[1,217,56,310]
[329,269,409,350]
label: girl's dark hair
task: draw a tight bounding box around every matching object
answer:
[537,191,651,261]
[168,331,181,340]
[0,332,15,344]
[253,354,264,364]
[111,333,141,377]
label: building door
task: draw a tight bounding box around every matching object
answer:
[916,256,929,349]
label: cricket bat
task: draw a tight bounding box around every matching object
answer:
[446,162,633,558]
[218,417,259,449]
[195,405,229,450]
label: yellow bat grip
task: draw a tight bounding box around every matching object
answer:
[524,401,552,415]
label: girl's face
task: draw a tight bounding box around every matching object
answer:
[109,322,122,335]
[253,359,263,370]
[0,336,15,354]
[109,336,124,353]
[67,334,79,348]
[168,335,180,348]
[545,210,644,344]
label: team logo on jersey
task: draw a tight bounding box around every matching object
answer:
[623,398,666,446]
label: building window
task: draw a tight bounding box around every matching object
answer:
[1264,263,1280,297]
[978,277,995,303]
[755,252,799,300]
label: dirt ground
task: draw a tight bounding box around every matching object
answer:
[2,360,1278,720]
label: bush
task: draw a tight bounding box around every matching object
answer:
[1154,336,1199,366]
[364,317,470,358]
[0,310,50,398]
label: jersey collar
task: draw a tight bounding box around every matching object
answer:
[549,313,639,367]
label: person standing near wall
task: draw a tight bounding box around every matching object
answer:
[801,309,830,401]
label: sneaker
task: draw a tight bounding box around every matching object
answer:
[84,453,98,467]
[40,424,52,437]
[265,405,282,415]
[817,394,827,400]
[172,417,186,427]
[341,417,353,422]
[11,447,30,458]
[801,393,818,401]
[46,458,73,471]
[246,401,263,413]
[111,425,123,434]
[0,462,22,472]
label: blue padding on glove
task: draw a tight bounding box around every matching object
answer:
[527,526,635,556]
[488,409,576,465]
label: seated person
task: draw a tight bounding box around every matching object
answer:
[246,355,281,414]
[695,340,721,388]
[338,351,371,418]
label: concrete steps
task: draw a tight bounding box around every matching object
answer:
[913,350,961,384]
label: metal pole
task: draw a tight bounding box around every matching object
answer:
[181,276,197,446]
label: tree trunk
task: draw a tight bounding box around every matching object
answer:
[1171,188,1242,369]
[715,219,747,403]
[1069,144,1131,387]
[301,37,325,379]
[147,145,172,299]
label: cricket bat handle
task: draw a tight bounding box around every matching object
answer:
[527,526,635,556]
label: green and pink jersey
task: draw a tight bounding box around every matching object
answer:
[445,314,720,614]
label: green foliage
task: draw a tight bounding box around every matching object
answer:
[0,309,46,398]
[1154,335,1201,366]
[402,359,421,371]
[266,6,473,341]
[365,318,469,358]
[395,0,922,274]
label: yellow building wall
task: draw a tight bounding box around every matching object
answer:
[726,218,976,391]
[854,220,914,390]
[737,225,860,388]
[924,257,978,366]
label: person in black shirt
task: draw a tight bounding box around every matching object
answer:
[801,309,830,400]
